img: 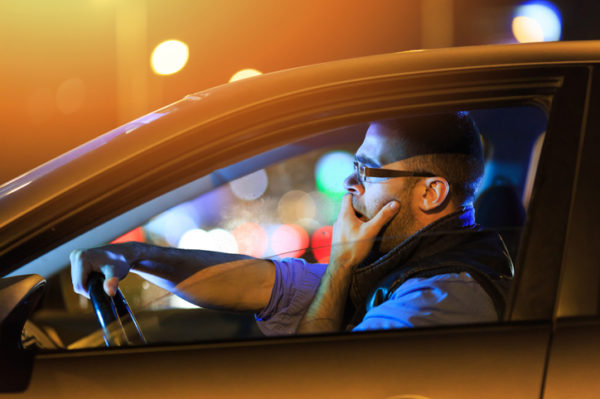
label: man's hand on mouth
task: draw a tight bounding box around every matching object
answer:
[330,194,399,270]
[297,195,400,334]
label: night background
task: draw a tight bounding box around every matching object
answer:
[0,0,594,186]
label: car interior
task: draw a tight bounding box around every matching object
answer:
[8,104,548,351]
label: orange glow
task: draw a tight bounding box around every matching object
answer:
[277,190,316,223]
[512,16,544,43]
[56,78,86,115]
[229,68,262,82]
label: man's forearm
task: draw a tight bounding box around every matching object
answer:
[98,242,275,312]
[124,242,253,285]
[296,262,352,334]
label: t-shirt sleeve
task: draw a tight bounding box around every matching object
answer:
[352,272,498,331]
[255,258,327,336]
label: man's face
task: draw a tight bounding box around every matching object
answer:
[344,122,420,252]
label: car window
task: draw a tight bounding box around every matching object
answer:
[26,106,547,351]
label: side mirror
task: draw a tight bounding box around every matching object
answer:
[0,274,46,393]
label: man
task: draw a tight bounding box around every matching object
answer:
[71,112,513,335]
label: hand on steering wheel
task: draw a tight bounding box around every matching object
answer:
[87,272,146,347]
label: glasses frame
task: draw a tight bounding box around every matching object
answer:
[353,161,436,183]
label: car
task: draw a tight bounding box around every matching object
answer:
[1,40,599,398]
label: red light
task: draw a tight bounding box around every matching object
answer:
[111,227,145,244]
[311,225,333,263]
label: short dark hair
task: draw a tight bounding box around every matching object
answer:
[380,112,484,205]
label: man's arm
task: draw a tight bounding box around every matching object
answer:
[353,272,498,330]
[297,196,399,333]
[70,242,275,312]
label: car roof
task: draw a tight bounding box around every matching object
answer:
[1,40,600,274]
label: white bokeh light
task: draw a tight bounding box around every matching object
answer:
[151,40,189,75]
[177,228,209,250]
[178,228,238,254]
[229,169,268,201]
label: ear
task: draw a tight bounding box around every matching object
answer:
[417,177,450,212]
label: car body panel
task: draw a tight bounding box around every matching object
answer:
[14,324,549,399]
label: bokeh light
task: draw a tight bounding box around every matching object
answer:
[270,224,308,258]
[188,186,234,227]
[277,190,316,223]
[229,169,268,201]
[512,1,562,42]
[311,225,333,264]
[512,16,544,43]
[56,78,86,115]
[207,228,239,254]
[310,191,340,225]
[151,39,189,75]
[315,151,354,198]
[233,222,268,257]
[229,68,262,82]
[178,228,239,254]
[178,228,209,250]
[111,226,145,244]
[297,217,321,233]
[146,205,197,246]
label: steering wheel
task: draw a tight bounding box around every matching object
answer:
[86,272,146,347]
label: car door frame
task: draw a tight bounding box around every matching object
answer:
[539,63,600,398]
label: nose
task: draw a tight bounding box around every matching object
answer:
[344,173,364,195]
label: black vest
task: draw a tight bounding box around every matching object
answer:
[344,208,514,329]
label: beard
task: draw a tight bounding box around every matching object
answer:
[373,203,417,253]
[353,197,418,269]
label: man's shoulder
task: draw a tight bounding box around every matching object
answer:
[355,272,499,330]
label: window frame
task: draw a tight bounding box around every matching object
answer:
[6,64,593,329]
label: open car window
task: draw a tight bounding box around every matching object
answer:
[23,105,547,351]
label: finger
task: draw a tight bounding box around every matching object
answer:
[100,264,119,296]
[338,194,353,216]
[338,194,363,223]
[104,277,120,297]
[70,249,90,299]
[366,200,399,232]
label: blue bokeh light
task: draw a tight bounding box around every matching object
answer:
[514,1,562,42]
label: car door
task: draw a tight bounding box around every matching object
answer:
[3,57,594,398]
[541,64,600,399]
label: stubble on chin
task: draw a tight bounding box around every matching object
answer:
[373,204,416,254]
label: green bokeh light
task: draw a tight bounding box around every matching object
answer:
[315,151,354,199]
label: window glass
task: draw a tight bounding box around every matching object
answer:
[26,106,547,350]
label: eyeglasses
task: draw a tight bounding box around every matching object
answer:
[353,160,436,184]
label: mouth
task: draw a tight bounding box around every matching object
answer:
[351,198,370,222]
[354,209,369,222]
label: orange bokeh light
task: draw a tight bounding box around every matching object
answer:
[233,222,269,257]
[229,68,262,82]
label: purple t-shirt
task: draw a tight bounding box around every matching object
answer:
[255,257,497,336]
